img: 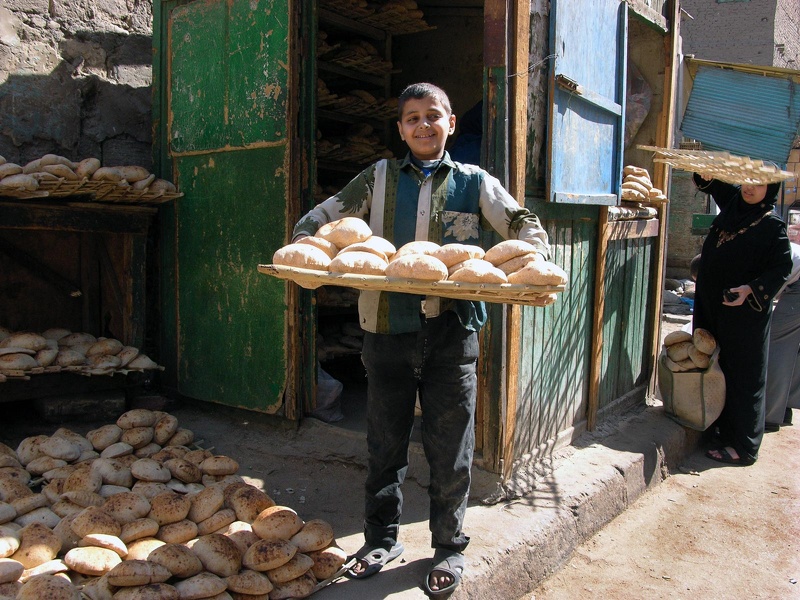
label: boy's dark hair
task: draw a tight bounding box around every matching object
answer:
[690,253,702,281]
[397,83,452,119]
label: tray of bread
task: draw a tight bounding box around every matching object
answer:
[259,218,567,307]
[0,153,182,204]
[638,145,795,185]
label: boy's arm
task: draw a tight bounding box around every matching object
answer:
[478,173,551,259]
[292,164,375,240]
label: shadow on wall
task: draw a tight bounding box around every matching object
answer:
[0,31,153,169]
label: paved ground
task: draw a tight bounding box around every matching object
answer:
[526,314,800,600]
[3,315,795,599]
[526,413,800,600]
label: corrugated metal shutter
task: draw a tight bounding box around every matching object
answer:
[681,65,800,163]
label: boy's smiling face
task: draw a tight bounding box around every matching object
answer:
[397,96,456,161]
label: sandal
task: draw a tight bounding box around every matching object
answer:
[345,541,404,579]
[423,549,464,597]
[705,446,755,466]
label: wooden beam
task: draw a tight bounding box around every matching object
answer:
[481,0,508,473]
[608,218,660,241]
[647,0,681,396]
[502,0,532,481]
[588,207,611,430]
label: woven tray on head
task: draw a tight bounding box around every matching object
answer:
[258,264,564,307]
[638,145,796,185]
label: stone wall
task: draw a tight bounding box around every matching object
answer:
[680,0,778,66]
[0,0,153,168]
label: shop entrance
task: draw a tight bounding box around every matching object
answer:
[310,1,486,431]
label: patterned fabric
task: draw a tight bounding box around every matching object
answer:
[293,152,550,333]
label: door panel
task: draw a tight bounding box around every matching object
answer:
[547,0,627,205]
[159,0,293,413]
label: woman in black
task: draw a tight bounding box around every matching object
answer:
[693,174,792,465]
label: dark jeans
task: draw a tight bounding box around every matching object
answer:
[361,311,478,553]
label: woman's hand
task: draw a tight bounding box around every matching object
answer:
[722,285,752,306]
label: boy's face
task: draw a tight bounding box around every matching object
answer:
[397,96,456,161]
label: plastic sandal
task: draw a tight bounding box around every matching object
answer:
[345,541,404,579]
[423,548,465,597]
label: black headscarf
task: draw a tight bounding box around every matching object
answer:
[712,180,782,234]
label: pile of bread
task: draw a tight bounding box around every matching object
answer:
[361,0,430,32]
[621,165,667,203]
[0,329,162,382]
[0,408,346,599]
[662,328,717,372]
[320,39,393,76]
[0,154,176,195]
[316,124,393,166]
[273,217,568,287]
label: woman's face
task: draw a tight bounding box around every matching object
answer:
[741,184,768,204]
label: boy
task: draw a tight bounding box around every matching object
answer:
[292,83,550,595]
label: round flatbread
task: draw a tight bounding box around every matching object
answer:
[328,251,387,276]
[431,244,485,268]
[314,217,372,248]
[663,330,692,346]
[294,236,339,259]
[688,345,711,370]
[337,243,388,263]
[666,341,693,362]
[693,328,716,355]
[448,259,508,283]
[272,244,331,271]
[507,261,568,285]
[484,240,540,266]
[390,241,440,261]
[495,252,542,276]
[341,236,396,258]
[385,254,448,281]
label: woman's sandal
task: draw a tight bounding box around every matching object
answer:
[345,541,404,579]
[705,446,755,466]
[423,549,465,597]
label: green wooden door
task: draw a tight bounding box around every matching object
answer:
[153,0,294,412]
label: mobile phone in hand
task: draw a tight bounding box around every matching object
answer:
[723,288,738,302]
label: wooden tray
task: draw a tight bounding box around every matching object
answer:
[0,177,182,204]
[258,264,564,307]
[638,145,795,185]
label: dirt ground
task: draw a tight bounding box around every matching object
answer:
[525,316,800,600]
